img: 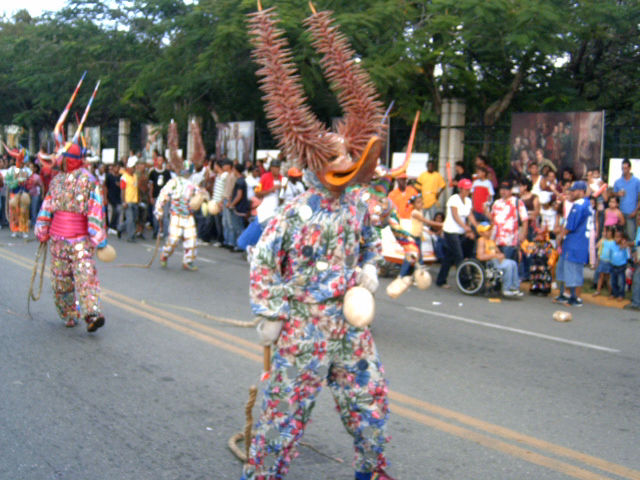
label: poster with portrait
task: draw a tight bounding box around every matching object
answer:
[216,121,255,164]
[509,111,604,179]
[85,126,101,162]
[141,124,163,164]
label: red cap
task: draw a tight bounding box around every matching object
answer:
[458,178,472,190]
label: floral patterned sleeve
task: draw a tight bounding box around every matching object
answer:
[249,210,291,321]
[34,192,53,243]
[87,179,107,246]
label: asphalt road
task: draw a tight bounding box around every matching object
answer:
[1,231,638,480]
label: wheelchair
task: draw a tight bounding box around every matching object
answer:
[455,258,503,295]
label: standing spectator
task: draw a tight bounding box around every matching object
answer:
[245,165,261,203]
[451,161,471,194]
[210,160,228,247]
[221,160,238,249]
[148,153,172,239]
[555,181,592,307]
[613,159,640,241]
[105,162,122,233]
[228,163,250,251]
[436,178,479,288]
[279,167,306,205]
[118,156,139,242]
[135,161,151,239]
[27,163,44,227]
[593,226,615,296]
[475,154,498,190]
[388,173,418,219]
[603,227,630,301]
[470,166,494,222]
[237,159,283,252]
[491,180,528,261]
[624,211,640,310]
[415,159,446,219]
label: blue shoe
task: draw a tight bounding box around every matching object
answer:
[553,294,569,304]
[567,297,583,307]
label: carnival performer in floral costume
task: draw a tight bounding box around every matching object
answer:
[34,76,107,332]
[242,4,396,479]
[155,120,208,271]
[2,143,31,238]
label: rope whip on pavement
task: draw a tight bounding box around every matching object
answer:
[27,241,47,318]
[115,235,161,269]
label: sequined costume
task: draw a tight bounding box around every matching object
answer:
[5,163,31,234]
[154,176,200,266]
[244,171,389,479]
[35,166,107,327]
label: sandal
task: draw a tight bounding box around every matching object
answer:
[86,315,105,333]
[592,291,600,296]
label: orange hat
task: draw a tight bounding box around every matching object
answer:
[287,167,302,177]
[397,173,408,179]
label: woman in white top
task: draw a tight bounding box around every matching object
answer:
[436,178,479,287]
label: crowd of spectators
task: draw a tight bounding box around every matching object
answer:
[388,155,640,310]
[1,147,639,310]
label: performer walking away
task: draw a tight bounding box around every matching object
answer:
[2,143,31,238]
[35,76,107,332]
[155,121,208,272]
[242,4,395,479]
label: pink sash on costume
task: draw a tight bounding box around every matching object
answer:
[50,211,88,239]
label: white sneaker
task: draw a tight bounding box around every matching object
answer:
[11,232,17,238]
[22,233,28,239]
[108,228,117,235]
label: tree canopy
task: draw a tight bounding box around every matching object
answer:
[0,0,638,161]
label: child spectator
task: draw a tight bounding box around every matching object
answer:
[471,166,494,222]
[603,196,625,228]
[593,226,615,296]
[601,227,631,301]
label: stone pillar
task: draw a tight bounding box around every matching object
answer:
[118,119,130,162]
[28,126,36,153]
[187,116,200,162]
[448,98,466,171]
[438,99,451,190]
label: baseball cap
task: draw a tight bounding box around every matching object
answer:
[270,159,281,168]
[458,178,472,190]
[127,156,138,168]
[569,180,587,191]
[499,179,512,189]
[287,167,302,177]
[477,221,492,233]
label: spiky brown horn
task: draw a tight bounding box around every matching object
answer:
[304,10,386,160]
[247,7,333,171]
[168,120,183,173]
[190,119,206,169]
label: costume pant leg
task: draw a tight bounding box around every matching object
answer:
[162,215,181,260]
[70,238,102,319]
[327,326,390,474]
[9,194,19,232]
[182,215,197,263]
[243,309,329,479]
[49,240,78,323]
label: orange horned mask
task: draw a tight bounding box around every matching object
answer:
[247,3,386,192]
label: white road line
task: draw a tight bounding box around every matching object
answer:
[407,306,620,353]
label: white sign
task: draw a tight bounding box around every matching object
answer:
[101,148,116,165]
[256,149,280,164]
[391,152,429,178]
[607,158,640,186]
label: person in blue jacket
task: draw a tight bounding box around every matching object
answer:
[556,181,593,307]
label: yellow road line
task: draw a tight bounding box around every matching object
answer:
[3,246,639,480]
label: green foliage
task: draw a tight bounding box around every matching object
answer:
[0,0,637,160]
